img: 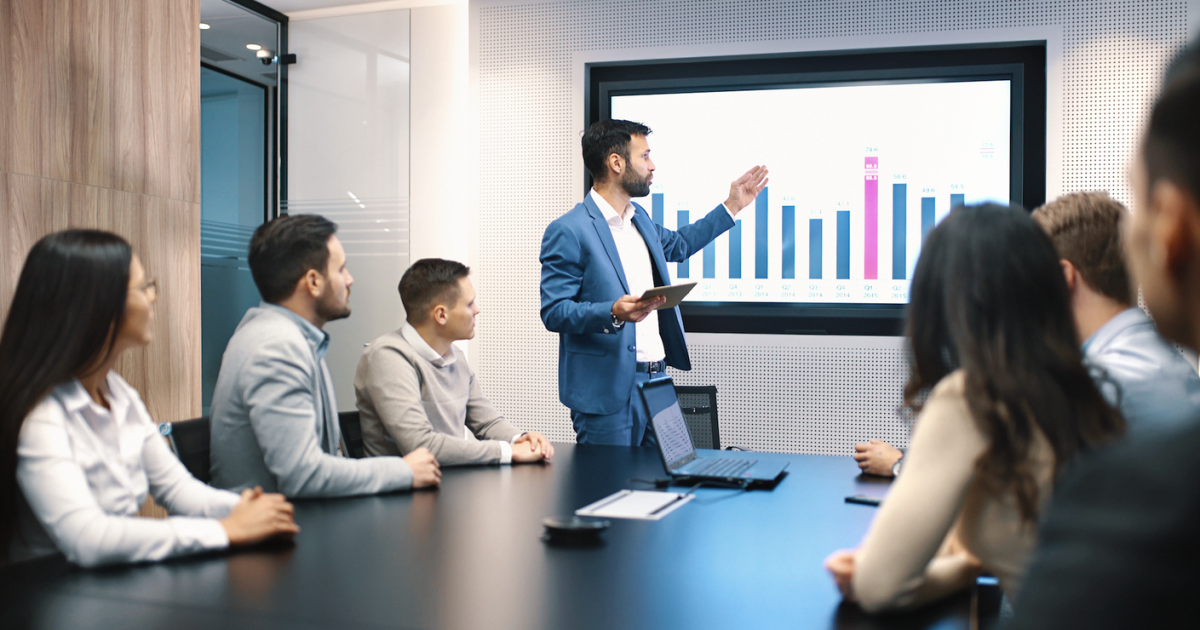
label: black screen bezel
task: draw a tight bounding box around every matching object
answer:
[586,42,1047,336]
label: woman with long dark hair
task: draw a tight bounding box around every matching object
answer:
[824,204,1124,612]
[1,230,299,567]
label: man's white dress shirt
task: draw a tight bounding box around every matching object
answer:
[590,189,667,362]
[589,189,735,363]
[15,372,240,567]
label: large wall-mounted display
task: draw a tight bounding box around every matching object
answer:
[591,43,1046,335]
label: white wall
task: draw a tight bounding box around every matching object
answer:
[285,0,1196,439]
[410,4,470,267]
[468,0,1196,451]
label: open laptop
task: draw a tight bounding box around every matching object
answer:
[638,377,788,483]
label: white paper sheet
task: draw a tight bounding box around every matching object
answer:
[575,490,694,521]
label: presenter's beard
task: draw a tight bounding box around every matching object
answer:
[621,169,651,198]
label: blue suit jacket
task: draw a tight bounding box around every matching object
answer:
[539,194,735,416]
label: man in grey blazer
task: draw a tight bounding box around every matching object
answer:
[355,258,554,466]
[210,215,441,497]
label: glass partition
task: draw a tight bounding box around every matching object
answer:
[199,0,284,414]
[286,10,411,410]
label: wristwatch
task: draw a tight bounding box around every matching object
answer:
[611,313,625,330]
[891,454,903,477]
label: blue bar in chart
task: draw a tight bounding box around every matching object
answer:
[893,183,907,280]
[837,210,850,279]
[950,193,965,209]
[677,211,690,278]
[755,188,769,279]
[809,218,822,279]
[921,197,935,241]
[703,242,715,278]
[652,193,664,226]
[782,205,795,279]
[729,220,742,279]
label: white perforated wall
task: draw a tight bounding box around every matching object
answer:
[673,335,913,453]
[470,0,1192,454]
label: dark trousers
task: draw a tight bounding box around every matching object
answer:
[571,371,667,447]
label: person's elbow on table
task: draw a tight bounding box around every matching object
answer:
[825,548,911,613]
[851,568,913,614]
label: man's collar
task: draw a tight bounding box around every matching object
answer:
[589,188,633,226]
[1082,307,1149,355]
[401,322,456,367]
[260,301,330,358]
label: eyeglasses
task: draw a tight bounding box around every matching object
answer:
[139,279,158,298]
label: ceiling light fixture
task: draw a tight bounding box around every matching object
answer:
[256,49,272,58]
[246,43,262,51]
[199,23,211,30]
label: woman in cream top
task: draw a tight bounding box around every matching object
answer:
[1,230,299,567]
[826,205,1124,613]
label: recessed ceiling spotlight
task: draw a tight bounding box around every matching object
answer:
[246,43,262,51]
[256,49,272,58]
[198,23,211,30]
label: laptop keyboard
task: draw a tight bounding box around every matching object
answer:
[689,457,757,478]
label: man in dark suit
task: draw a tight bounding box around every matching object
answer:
[539,119,766,446]
[1009,39,1200,629]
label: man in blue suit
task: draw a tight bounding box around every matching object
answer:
[539,119,767,446]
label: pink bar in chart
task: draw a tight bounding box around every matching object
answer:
[864,156,879,279]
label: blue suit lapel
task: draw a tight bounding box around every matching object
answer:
[584,195,630,294]
[632,207,671,286]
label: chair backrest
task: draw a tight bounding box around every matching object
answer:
[338,411,365,459]
[165,417,211,484]
[673,385,720,450]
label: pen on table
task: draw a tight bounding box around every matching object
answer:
[650,493,686,516]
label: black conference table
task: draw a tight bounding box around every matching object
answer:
[1,445,986,630]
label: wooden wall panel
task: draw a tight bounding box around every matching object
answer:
[70,0,114,190]
[41,0,71,183]
[0,0,9,175]
[170,0,201,204]
[142,0,169,200]
[112,0,146,195]
[8,0,43,178]
[1,0,202,425]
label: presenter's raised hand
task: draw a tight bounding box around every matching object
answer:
[612,295,666,323]
[724,165,769,215]
[404,447,442,488]
[513,431,555,462]
[220,486,300,546]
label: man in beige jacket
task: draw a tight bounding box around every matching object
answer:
[355,258,554,466]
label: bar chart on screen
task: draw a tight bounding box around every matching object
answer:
[614,79,1011,306]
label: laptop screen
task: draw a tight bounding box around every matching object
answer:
[640,379,696,467]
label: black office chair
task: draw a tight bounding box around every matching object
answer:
[161,417,212,484]
[338,411,365,459]
[674,385,720,450]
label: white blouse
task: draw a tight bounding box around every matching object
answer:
[14,372,240,567]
